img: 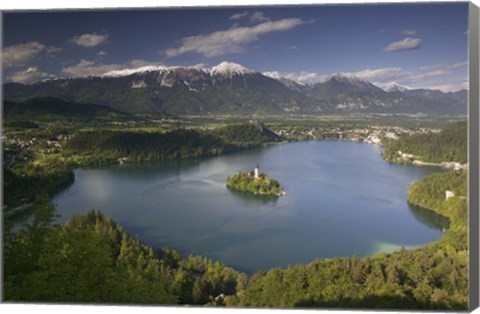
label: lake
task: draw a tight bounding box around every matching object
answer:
[35,141,450,273]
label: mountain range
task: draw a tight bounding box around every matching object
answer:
[3,61,467,116]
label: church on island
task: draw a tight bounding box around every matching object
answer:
[247,164,260,179]
[227,164,286,197]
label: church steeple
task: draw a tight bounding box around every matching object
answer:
[254,164,259,179]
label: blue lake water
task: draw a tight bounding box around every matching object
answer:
[47,141,445,273]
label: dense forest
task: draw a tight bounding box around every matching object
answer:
[3,200,246,304]
[65,123,280,165]
[210,121,279,144]
[382,121,467,164]
[3,163,74,208]
[3,169,468,309]
[4,97,130,122]
[66,129,231,163]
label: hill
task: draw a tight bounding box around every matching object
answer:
[210,122,279,144]
[4,206,245,305]
[65,123,281,164]
[3,97,130,122]
[382,121,467,164]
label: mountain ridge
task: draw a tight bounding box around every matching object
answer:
[3,61,467,116]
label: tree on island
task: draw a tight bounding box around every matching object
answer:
[226,164,285,197]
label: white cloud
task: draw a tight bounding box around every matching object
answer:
[250,11,270,23]
[407,70,448,81]
[229,10,269,22]
[370,61,469,92]
[46,46,63,54]
[191,63,207,69]
[7,66,52,83]
[263,70,326,85]
[61,59,164,77]
[264,67,402,86]
[163,18,306,58]
[289,71,326,85]
[229,11,249,20]
[401,30,416,35]
[96,51,108,56]
[342,67,403,80]
[128,59,160,68]
[70,33,109,47]
[405,61,468,83]
[419,81,468,92]
[385,37,422,52]
[266,61,467,91]
[62,60,107,76]
[419,61,467,72]
[3,41,60,68]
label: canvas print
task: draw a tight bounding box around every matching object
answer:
[1,2,475,311]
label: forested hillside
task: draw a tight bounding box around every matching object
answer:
[66,123,280,164]
[4,97,130,122]
[382,121,467,164]
[210,122,279,144]
[3,164,74,207]
[3,201,246,304]
[66,129,230,162]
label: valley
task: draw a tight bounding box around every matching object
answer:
[2,107,469,309]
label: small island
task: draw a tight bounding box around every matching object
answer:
[226,164,286,197]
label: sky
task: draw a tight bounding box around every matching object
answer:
[2,2,470,91]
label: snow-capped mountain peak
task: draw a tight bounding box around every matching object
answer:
[381,82,411,93]
[262,71,283,80]
[103,65,168,77]
[326,73,382,92]
[210,61,255,76]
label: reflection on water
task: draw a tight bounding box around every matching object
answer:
[97,158,204,176]
[369,240,419,255]
[10,141,447,274]
[408,204,450,231]
[227,186,279,204]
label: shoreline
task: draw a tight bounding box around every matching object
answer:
[9,139,455,262]
[3,203,33,217]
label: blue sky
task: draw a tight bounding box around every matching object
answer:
[2,3,469,91]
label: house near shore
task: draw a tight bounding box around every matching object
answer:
[367,135,381,144]
[398,151,414,160]
[445,190,455,200]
